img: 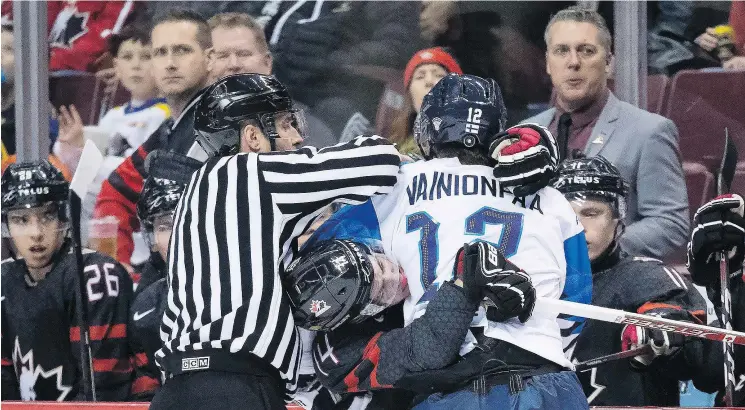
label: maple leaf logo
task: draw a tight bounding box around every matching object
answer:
[12,337,72,401]
[309,300,331,317]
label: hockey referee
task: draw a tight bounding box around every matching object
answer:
[149,73,401,410]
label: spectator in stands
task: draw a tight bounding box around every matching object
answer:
[522,6,689,260]
[389,47,463,155]
[1,23,17,156]
[694,1,745,71]
[1,1,135,72]
[206,12,272,81]
[264,1,420,143]
[205,12,334,147]
[0,23,70,179]
[94,8,211,266]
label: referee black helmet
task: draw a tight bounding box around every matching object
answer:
[194,73,304,157]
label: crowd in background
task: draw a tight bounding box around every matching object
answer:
[1,0,744,406]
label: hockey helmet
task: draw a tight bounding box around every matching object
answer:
[137,178,184,234]
[194,73,305,157]
[285,239,406,331]
[414,73,507,159]
[137,151,201,251]
[1,160,70,237]
[551,156,628,218]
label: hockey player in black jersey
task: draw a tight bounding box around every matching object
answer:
[550,156,709,406]
[1,160,134,401]
[686,193,745,405]
[128,151,202,400]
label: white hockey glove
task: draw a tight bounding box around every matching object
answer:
[488,123,559,197]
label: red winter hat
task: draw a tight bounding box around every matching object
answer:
[403,47,463,89]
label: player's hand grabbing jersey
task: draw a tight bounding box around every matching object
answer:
[156,135,400,398]
[1,246,133,401]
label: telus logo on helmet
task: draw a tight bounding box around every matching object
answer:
[17,187,50,197]
[571,176,600,184]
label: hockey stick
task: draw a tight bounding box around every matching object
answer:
[574,345,653,372]
[717,128,738,406]
[69,141,104,401]
[535,297,745,345]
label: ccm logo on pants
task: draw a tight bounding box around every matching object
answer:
[181,357,210,371]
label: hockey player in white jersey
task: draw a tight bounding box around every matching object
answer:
[286,74,591,409]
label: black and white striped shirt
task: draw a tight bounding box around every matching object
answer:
[155,135,400,396]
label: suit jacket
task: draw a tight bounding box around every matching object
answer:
[522,92,689,259]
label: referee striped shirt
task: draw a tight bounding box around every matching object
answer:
[155,135,400,397]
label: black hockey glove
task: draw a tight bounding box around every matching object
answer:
[487,123,559,197]
[687,194,745,287]
[452,241,536,323]
[621,304,692,370]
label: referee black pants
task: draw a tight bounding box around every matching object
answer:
[149,370,286,410]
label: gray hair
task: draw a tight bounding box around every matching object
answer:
[544,6,613,54]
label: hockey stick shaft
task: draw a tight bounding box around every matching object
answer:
[717,128,737,406]
[720,253,735,406]
[69,141,104,401]
[574,345,653,372]
[535,297,745,345]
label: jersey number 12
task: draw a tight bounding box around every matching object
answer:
[406,206,523,302]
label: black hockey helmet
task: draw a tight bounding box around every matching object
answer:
[194,73,302,157]
[414,73,507,159]
[551,156,628,218]
[137,151,201,245]
[1,160,70,236]
[284,239,377,331]
[137,178,184,234]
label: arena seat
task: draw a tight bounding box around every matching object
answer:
[684,161,716,211]
[663,161,716,266]
[49,72,98,125]
[646,74,669,115]
[731,168,745,198]
[89,77,132,124]
[663,69,745,172]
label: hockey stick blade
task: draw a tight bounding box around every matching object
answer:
[69,140,104,401]
[717,128,738,196]
[70,141,104,198]
[574,345,653,372]
[535,297,745,345]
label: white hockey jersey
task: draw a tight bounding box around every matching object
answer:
[98,98,170,158]
[305,158,592,368]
